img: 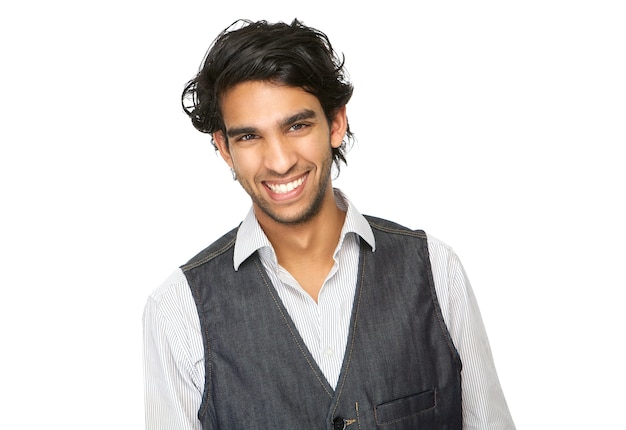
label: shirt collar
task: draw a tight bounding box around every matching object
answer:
[233,189,376,270]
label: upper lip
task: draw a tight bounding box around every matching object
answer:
[263,172,308,186]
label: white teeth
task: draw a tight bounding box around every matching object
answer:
[267,176,305,194]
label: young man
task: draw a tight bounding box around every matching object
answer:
[143,19,516,429]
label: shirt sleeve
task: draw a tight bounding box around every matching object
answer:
[143,270,204,430]
[427,235,516,430]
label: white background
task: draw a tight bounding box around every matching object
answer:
[1,1,624,428]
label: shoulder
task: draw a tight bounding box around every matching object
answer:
[425,232,464,287]
[147,268,191,306]
[364,214,458,258]
[426,233,459,267]
[145,269,198,334]
[363,215,460,262]
[423,233,473,327]
[144,268,203,357]
[181,226,239,272]
[364,215,460,257]
[365,215,464,294]
[364,215,427,239]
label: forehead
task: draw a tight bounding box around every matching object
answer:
[220,81,323,127]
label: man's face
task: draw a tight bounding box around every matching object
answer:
[213,81,347,227]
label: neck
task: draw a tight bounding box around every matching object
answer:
[255,186,346,302]
[257,188,346,264]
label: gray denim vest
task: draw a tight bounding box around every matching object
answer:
[183,216,462,429]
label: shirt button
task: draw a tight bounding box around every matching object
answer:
[324,346,334,357]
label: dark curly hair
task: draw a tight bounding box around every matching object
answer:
[181,19,354,172]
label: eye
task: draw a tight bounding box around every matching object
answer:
[238,134,257,142]
[289,123,309,132]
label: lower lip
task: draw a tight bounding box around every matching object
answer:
[264,174,308,201]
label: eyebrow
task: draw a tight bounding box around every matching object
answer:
[279,109,317,128]
[226,109,318,139]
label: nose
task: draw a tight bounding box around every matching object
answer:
[263,135,297,175]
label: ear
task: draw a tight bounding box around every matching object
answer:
[213,131,234,169]
[329,106,348,149]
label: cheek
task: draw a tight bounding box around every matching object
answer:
[300,146,330,165]
[231,151,259,175]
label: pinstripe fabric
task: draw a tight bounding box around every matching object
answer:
[143,191,515,429]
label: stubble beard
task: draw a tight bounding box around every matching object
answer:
[239,150,334,227]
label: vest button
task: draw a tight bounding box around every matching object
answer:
[332,417,344,430]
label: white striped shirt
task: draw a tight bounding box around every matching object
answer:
[143,191,515,429]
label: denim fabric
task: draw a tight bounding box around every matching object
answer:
[183,216,462,429]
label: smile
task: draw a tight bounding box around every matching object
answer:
[265,174,307,194]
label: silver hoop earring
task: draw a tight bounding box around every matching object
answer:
[230,168,237,181]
